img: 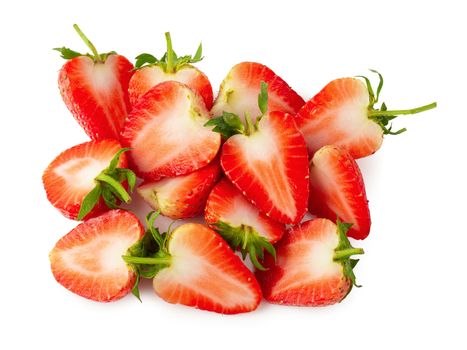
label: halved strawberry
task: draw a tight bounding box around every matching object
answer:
[55,24,134,141]
[123,212,262,314]
[309,145,371,240]
[137,159,221,219]
[49,210,145,302]
[205,178,285,269]
[42,139,135,220]
[207,82,309,224]
[295,70,437,159]
[129,32,213,109]
[256,218,364,307]
[121,81,221,180]
[211,62,304,122]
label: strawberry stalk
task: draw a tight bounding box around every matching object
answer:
[165,32,175,73]
[72,24,100,62]
[77,148,135,220]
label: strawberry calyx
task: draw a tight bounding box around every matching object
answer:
[358,70,437,135]
[77,148,136,220]
[211,220,276,271]
[122,211,172,301]
[205,81,269,138]
[134,32,203,72]
[54,24,116,63]
[333,219,364,290]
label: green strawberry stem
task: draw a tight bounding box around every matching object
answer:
[368,102,437,118]
[334,247,364,261]
[73,24,100,62]
[95,173,130,203]
[165,32,175,73]
[122,255,171,265]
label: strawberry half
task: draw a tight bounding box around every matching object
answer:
[42,139,136,220]
[55,24,133,141]
[309,145,371,240]
[129,32,213,109]
[207,82,309,224]
[295,70,437,159]
[123,212,262,314]
[256,218,364,307]
[205,178,285,270]
[49,210,145,302]
[122,81,221,180]
[211,62,304,122]
[137,159,221,219]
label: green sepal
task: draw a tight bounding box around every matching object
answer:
[131,274,142,303]
[53,47,84,60]
[76,148,135,220]
[258,81,269,115]
[211,221,277,271]
[358,69,437,135]
[204,111,245,138]
[134,32,203,72]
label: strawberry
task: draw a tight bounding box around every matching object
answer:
[49,210,145,302]
[309,145,371,240]
[129,32,213,109]
[122,81,221,180]
[211,62,305,122]
[55,24,134,141]
[205,178,285,270]
[123,212,262,314]
[42,139,136,220]
[295,70,437,159]
[137,159,221,219]
[256,218,364,307]
[207,82,309,224]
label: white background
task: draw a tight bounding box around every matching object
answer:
[1,0,465,349]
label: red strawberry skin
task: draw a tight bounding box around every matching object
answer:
[211,62,305,120]
[205,178,285,243]
[122,81,221,180]
[49,210,144,302]
[153,223,262,314]
[58,55,134,141]
[309,145,371,240]
[137,159,221,219]
[221,111,309,224]
[42,139,127,220]
[129,65,213,109]
[256,219,351,306]
[295,78,383,159]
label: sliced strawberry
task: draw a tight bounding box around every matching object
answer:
[309,145,371,240]
[55,24,133,141]
[123,213,262,314]
[122,81,221,180]
[295,71,437,159]
[208,82,309,224]
[256,218,364,307]
[129,32,213,109]
[137,159,221,219]
[49,210,145,302]
[211,62,304,122]
[205,178,285,269]
[42,139,135,220]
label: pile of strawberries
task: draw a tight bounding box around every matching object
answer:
[44,25,436,314]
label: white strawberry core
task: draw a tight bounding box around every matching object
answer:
[54,157,107,191]
[305,234,341,278]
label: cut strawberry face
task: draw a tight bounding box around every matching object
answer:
[211,62,304,122]
[122,81,221,180]
[309,145,371,240]
[205,178,285,269]
[129,32,213,109]
[123,212,262,314]
[256,218,364,307]
[42,139,136,220]
[295,71,437,158]
[137,159,221,219]
[49,210,145,302]
[55,25,133,141]
[207,82,309,224]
